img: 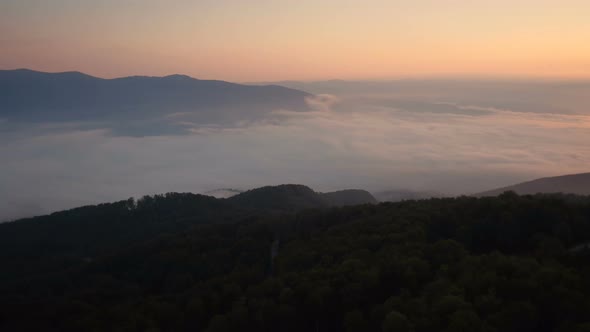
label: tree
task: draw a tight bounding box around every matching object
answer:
[344,310,367,332]
[382,310,411,332]
[446,309,482,332]
[206,314,230,332]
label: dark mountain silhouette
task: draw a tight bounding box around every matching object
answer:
[227,185,377,211]
[321,189,377,206]
[0,69,312,134]
[373,189,444,202]
[476,172,590,196]
[227,184,327,211]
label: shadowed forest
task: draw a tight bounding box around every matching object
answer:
[1,186,590,331]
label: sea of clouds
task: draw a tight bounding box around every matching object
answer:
[2,83,590,221]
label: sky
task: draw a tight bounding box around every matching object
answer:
[2,0,590,81]
[2,1,590,221]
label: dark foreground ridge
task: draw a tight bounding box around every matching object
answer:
[0,185,375,283]
[1,189,590,331]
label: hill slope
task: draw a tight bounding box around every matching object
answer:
[0,184,374,284]
[227,185,377,211]
[477,172,590,196]
[227,184,327,211]
[2,193,590,331]
[373,189,444,202]
[320,189,378,206]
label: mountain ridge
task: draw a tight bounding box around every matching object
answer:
[476,172,590,196]
[0,69,312,135]
[1,68,309,91]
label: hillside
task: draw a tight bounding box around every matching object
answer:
[373,189,444,202]
[0,193,240,284]
[321,189,378,206]
[226,185,377,211]
[0,184,373,284]
[477,172,590,196]
[227,184,327,211]
[2,193,590,331]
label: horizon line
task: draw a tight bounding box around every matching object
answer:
[3,67,590,84]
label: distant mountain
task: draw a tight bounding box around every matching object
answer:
[321,189,378,206]
[476,172,590,196]
[373,189,444,202]
[0,69,312,134]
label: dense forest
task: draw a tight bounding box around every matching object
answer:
[1,188,590,331]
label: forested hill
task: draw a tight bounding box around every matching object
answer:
[0,185,375,284]
[1,191,590,331]
[226,185,377,211]
[226,184,328,211]
[321,189,378,206]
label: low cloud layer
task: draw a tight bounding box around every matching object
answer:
[2,90,590,221]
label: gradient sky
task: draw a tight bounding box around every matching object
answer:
[2,0,590,81]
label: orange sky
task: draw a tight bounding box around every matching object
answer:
[1,0,589,81]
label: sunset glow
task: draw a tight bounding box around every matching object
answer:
[2,0,590,81]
